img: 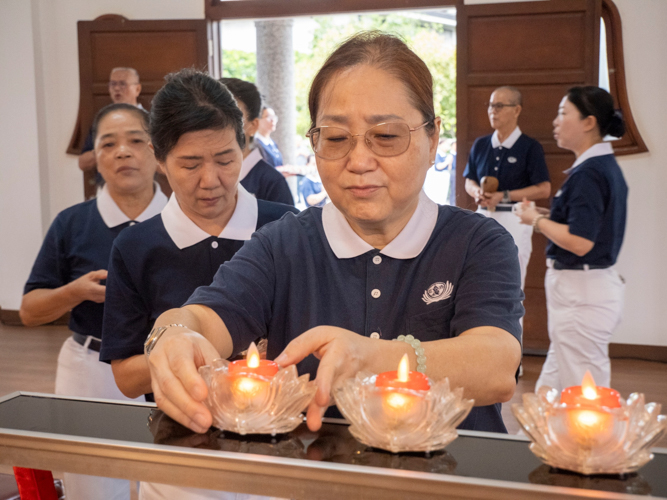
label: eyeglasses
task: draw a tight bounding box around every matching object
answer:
[306,122,429,160]
[486,102,518,111]
[108,81,137,90]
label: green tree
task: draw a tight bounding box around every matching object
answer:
[222,49,257,83]
[222,14,457,139]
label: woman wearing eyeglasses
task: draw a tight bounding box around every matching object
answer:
[144,32,523,439]
[516,86,628,392]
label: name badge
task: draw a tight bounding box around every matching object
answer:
[507,156,517,164]
[554,189,562,197]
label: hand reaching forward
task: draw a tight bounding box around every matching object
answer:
[275,326,376,432]
[147,328,220,433]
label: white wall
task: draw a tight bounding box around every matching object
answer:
[0,0,46,311]
[611,0,667,346]
[0,0,203,311]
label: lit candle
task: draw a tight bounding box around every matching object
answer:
[375,354,430,416]
[560,371,622,445]
[227,342,279,407]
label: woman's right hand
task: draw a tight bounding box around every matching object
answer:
[147,327,220,433]
[70,269,108,303]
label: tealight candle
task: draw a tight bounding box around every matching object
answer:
[560,371,622,446]
[227,342,278,406]
[375,354,430,416]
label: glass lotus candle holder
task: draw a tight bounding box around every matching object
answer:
[199,354,316,436]
[512,385,667,475]
[333,368,474,454]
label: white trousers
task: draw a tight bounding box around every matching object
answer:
[536,266,625,392]
[139,483,284,500]
[477,207,533,290]
[55,335,143,500]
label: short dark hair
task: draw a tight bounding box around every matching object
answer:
[150,69,245,162]
[220,78,263,122]
[308,31,437,136]
[567,86,625,138]
[91,103,149,143]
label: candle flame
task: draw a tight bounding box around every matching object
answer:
[577,409,601,427]
[581,371,598,400]
[247,342,260,368]
[397,353,410,383]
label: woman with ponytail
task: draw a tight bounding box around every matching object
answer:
[516,86,628,392]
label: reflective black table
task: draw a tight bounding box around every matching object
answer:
[0,392,665,499]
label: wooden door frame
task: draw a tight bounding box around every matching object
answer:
[206,0,456,20]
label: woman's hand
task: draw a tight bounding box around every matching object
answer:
[274,326,376,432]
[515,198,549,225]
[147,327,220,434]
[70,269,108,303]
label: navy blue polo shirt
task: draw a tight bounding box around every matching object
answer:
[547,144,628,267]
[185,192,524,433]
[99,188,298,364]
[240,149,294,206]
[463,129,549,191]
[24,186,167,338]
[256,137,284,167]
[300,177,326,207]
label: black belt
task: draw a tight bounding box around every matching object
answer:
[72,332,102,352]
[553,261,610,271]
[479,205,514,212]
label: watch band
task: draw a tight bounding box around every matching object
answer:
[502,190,511,203]
[144,323,187,358]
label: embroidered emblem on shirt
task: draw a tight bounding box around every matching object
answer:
[507,156,517,164]
[422,281,453,305]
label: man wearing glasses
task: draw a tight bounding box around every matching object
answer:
[78,68,144,181]
[463,86,550,312]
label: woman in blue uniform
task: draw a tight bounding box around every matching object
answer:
[19,103,168,500]
[517,86,627,392]
[220,78,294,206]
[100,71,296,500]
[101,70,297,399]
[144,32,523,437]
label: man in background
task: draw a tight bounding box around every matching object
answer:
[78,68,143,175]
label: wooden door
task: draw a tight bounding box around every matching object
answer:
[67,15,209,198]
[456,0,601,351]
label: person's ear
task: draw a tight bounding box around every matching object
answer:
[135,83,142,98]
[582,115,598,134]
[246,117,260,137]
[429,117,442,159]
[514,104,522,119]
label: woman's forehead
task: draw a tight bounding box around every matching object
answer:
[317,66,416,122]
[98,110,145,132]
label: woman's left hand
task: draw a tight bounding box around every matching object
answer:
[516,198,540,225]
[274,326,375,431]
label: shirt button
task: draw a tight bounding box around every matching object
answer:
[373,255,382,265]
[496,157,500,160]
[129,221,136,226]
[494,167,499,171]
[211,241,219,249]
[371,289,381,299]
[370,332,380,339]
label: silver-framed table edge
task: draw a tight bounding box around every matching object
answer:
[0,392,663,500]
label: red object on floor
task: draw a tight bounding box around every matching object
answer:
[11,468,57,500]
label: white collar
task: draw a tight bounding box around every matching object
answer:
[239,148,263,182]
[565,142,615,173]
[161,184,258,250]
[255,133,272,145]
[491,126,522,149]
[322,190,438,259]
[96,182,167,228]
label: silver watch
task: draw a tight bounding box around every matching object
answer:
[502,190,511,203]
[144,324,186,358]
